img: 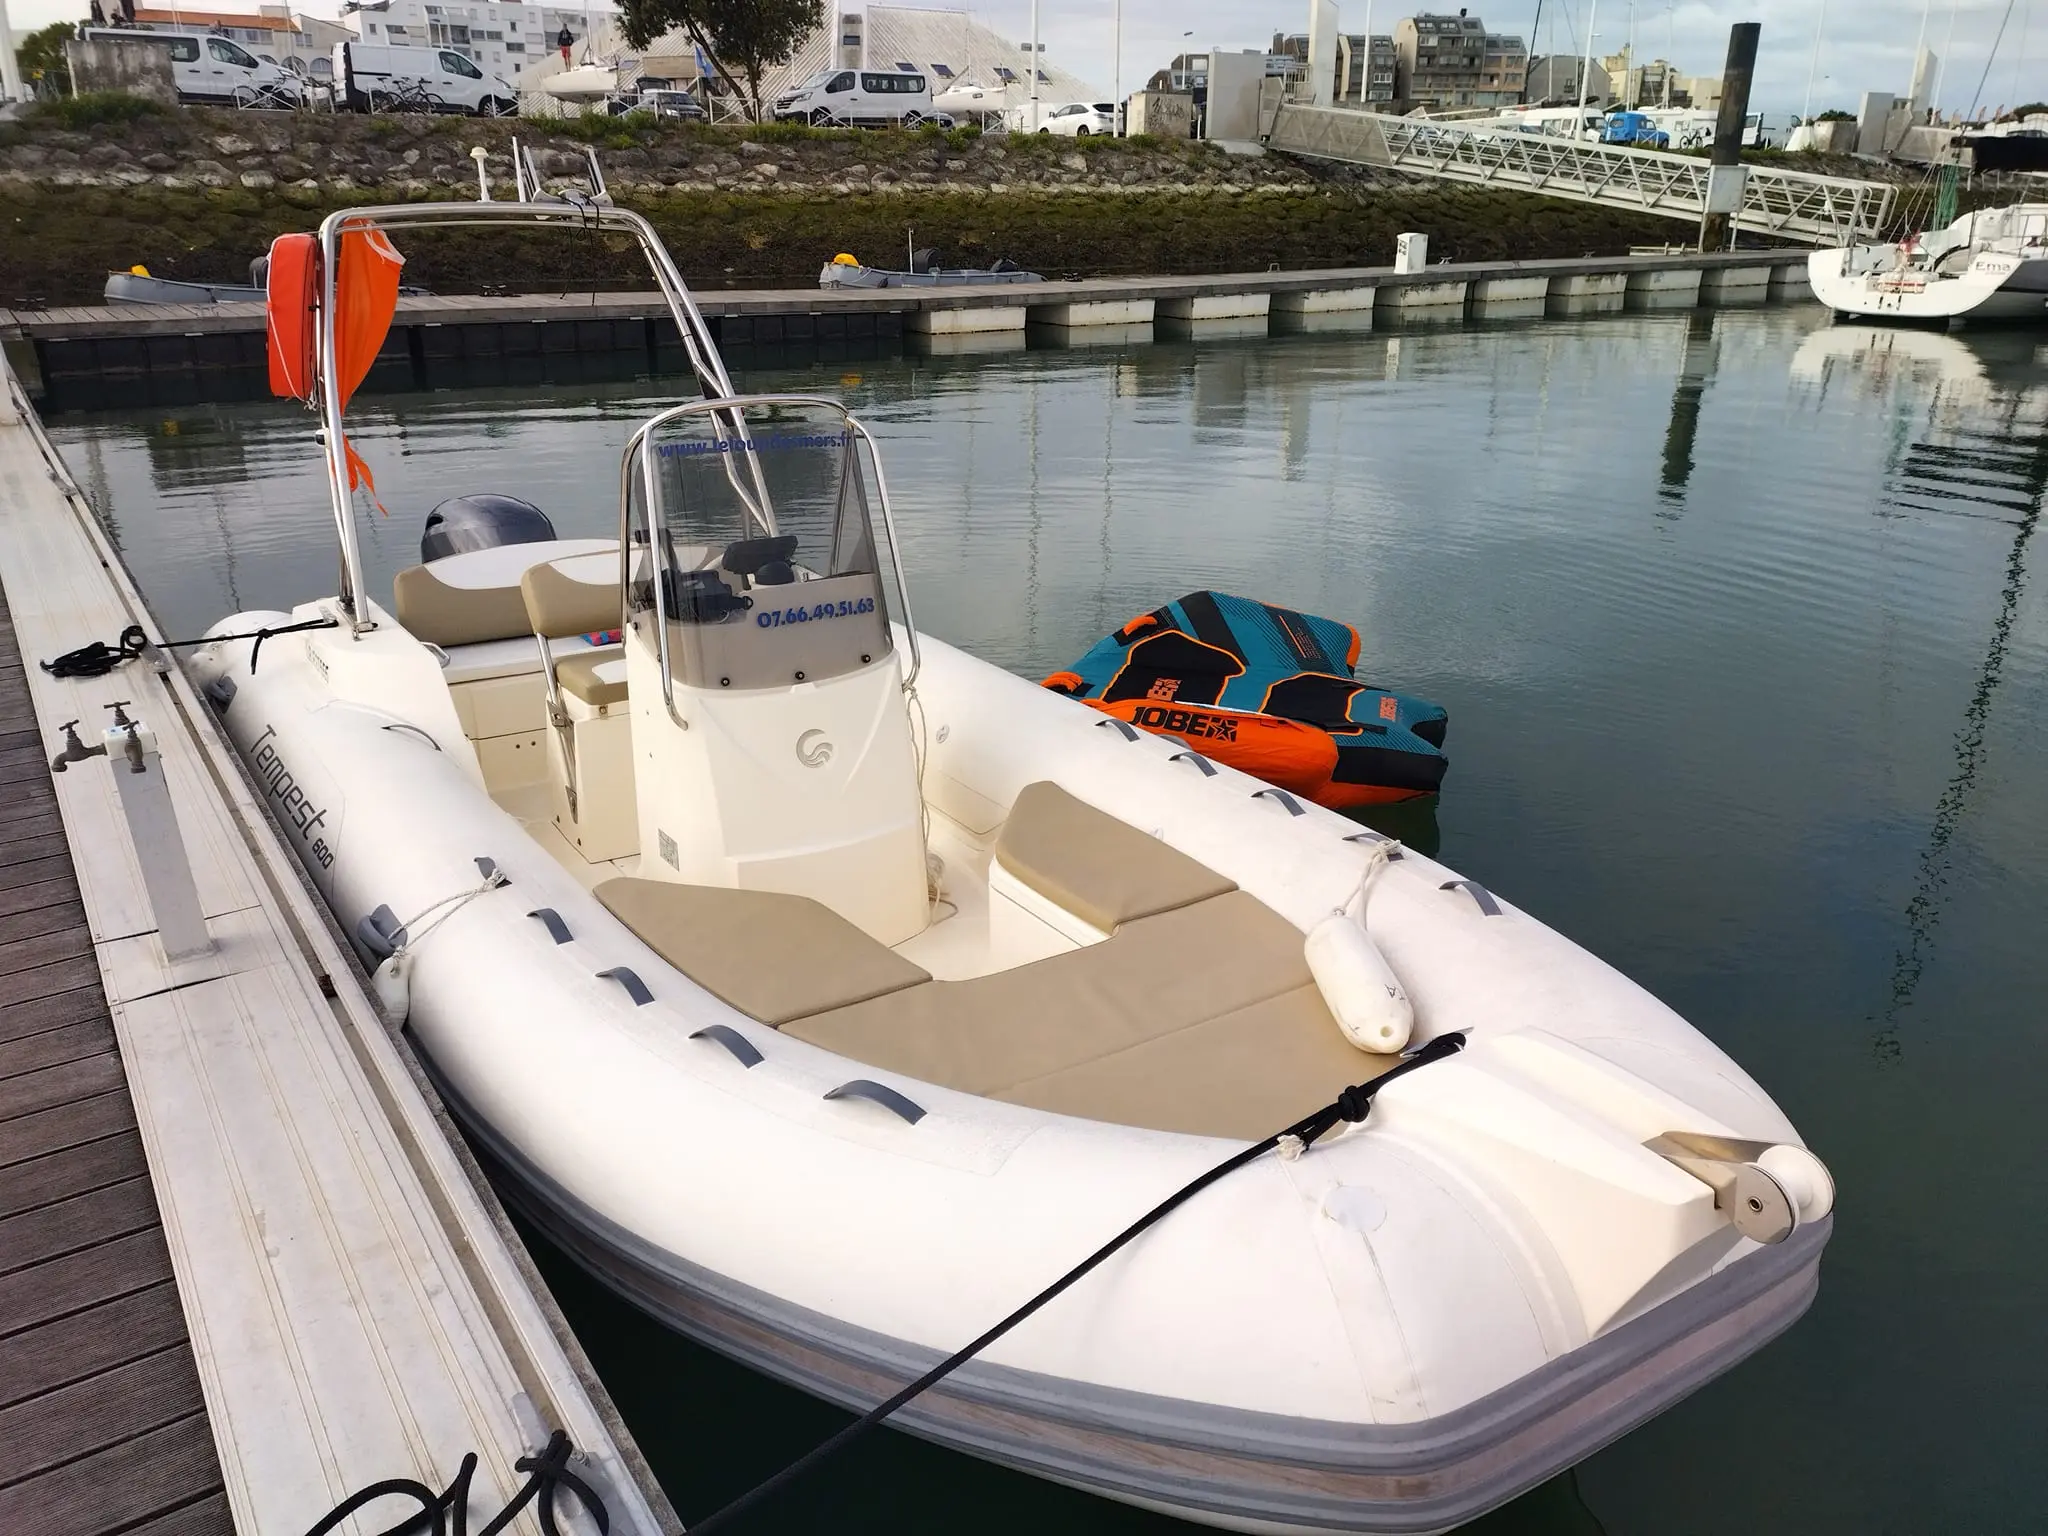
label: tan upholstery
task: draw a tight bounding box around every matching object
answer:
[557,652,628,709]
[994,781,1236,931]
[989,987,1395,1140]
[393,565,534,647]
[785,892,1386,1138]
[596,879,930,1027]
[522,559,622,641]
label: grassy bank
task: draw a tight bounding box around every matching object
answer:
[1,183,1685,307]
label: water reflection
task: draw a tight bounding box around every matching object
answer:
[46,308,2048,1535]
[1658,309,1719,512]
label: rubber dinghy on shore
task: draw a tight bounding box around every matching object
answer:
[1045,591,1449,810]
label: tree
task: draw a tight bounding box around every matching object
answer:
[617,0,824,122]
[20,21,80,97]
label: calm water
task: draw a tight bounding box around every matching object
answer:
[50,309,2048,1535]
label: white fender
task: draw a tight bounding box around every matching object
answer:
[1304,913,1413,1054]
[373,950,413,1025]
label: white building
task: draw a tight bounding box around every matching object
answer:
[345,0,618,91]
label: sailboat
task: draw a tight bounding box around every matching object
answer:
[184,187,1835,1533]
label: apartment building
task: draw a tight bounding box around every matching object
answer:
[1270,31,1396,104]
[1392,10,1526,109]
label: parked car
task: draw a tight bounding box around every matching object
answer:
[79,26,305,108]
[635,87,706,121]
[1600,110,1671,149]
[334,40,518,116]
[773,67,939,127]
[1040,101,1119,136]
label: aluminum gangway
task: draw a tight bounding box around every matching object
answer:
[1268,104,1897,246]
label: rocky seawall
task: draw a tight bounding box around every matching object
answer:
[1,107,1726,305]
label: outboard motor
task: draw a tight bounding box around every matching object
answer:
[420,494,558,562]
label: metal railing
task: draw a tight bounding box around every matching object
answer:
[1268,104,1897,246]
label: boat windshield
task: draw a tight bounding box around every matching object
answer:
[625,396,898,690]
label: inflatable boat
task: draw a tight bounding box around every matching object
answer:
[185,197,1834,1534]
[1045,593,1449,810]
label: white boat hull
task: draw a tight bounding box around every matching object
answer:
[189,605,1832,1534]
[1809,215,2048,324]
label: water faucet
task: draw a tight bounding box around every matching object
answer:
[106,702,146,774]
[49,720,107,774]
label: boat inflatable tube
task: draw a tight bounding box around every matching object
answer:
[1303,913,1414,1053]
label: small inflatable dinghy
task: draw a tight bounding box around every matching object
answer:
[1046,592,1449,810]
[184,199,1834,1535]
[820,249,1045,289]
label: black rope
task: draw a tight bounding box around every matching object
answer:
[40,617,340,680]
[300,1429,609,1536]
[689,1031,1468,1535]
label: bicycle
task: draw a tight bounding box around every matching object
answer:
[369,78,445,114]
[232,81,304,111]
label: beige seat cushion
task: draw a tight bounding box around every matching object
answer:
[558,650,628,709]
[784,891,1386,1137]
[995,781,1236,931]
[596,879,930,1027]
[522,555,622,641]
[394,564,534,648]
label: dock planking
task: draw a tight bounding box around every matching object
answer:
[0,588,231,1536]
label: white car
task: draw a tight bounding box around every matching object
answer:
[1039,101,1118,136]
[80,26,305,108]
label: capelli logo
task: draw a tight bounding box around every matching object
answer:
[795,729,834,768]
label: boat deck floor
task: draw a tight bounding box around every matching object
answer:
[0,585,233,1536]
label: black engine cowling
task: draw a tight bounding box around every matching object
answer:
[420,495,558,562]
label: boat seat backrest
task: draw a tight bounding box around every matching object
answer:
[993,781,1236,931]
[521,552,624,641]
[392,538,616,648]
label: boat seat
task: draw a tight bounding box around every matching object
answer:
[993,781,1236,931]
[557,652,629,709]
[393,537,616,647]
[596,879,931,1026]
[520,551,627,711]
[787,891,1393,1141]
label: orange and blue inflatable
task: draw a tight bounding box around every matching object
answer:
[1045,592,1448,810]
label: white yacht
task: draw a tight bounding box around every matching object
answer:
[186,192,1835,1533]
[1809,202,2048,323]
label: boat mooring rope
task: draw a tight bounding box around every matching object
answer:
[688,1031,1468,1534]
[39,617,340,679]
[300,1428,608,1536]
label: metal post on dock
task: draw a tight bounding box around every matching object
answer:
[1699,22,1761,252]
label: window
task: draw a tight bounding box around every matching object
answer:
[1036,69,1048,82]
[484,31,502,41]
[930,62,954,77]
[386,24,407,34]
[441,49,481,75]
[209,37,259,68]
[366,22,378,33]
[827,70,853,92]
[894,60,914,71]
[166,35,199,60]
[505,40,523,51]
[994,65,1016,82]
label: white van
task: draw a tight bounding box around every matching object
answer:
[773,68,937,127]
[79,27,305,108]
[335,41,518,117]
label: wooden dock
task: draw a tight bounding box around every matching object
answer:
[0,589,231,1536]
[0,358,677,1534]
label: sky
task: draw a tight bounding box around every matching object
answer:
[10,0,2048,116]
